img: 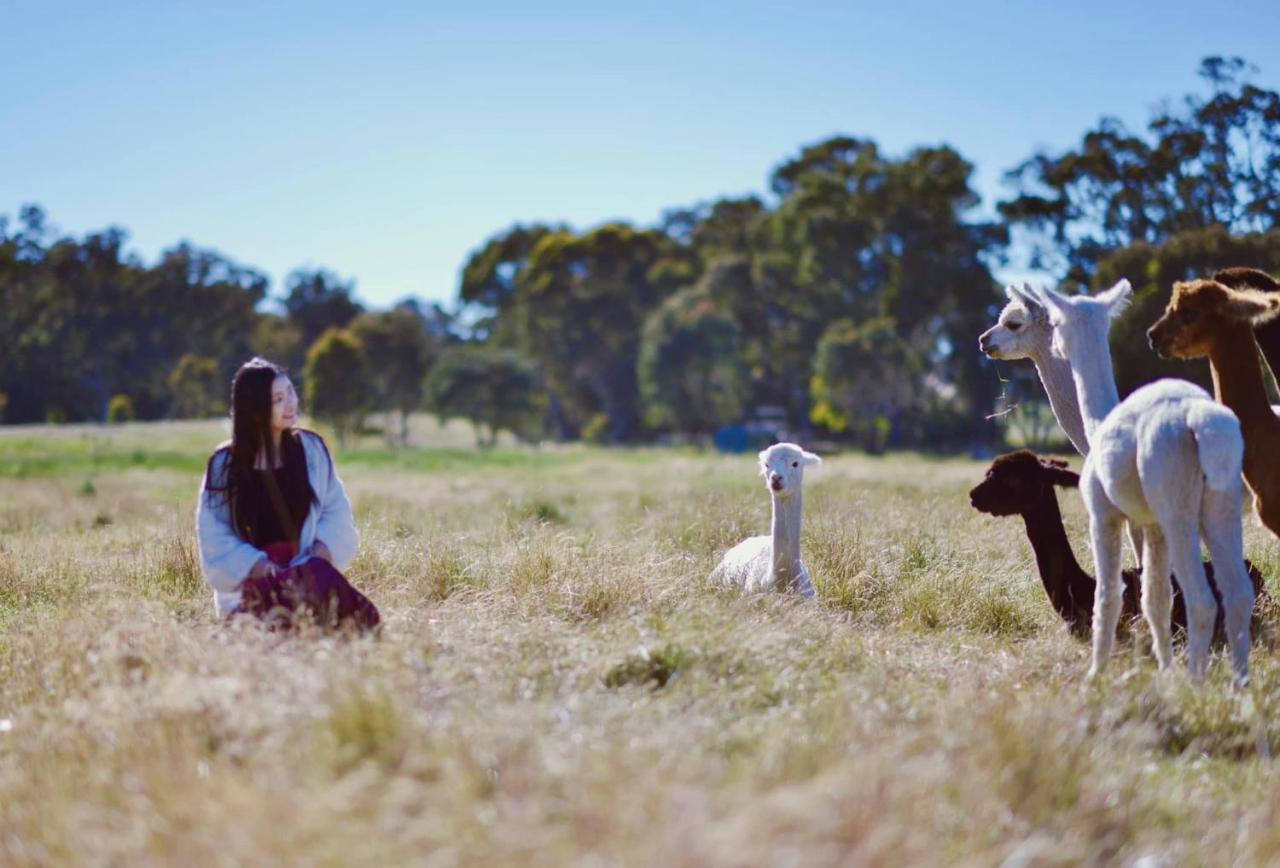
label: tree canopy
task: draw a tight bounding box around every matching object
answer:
[3,56,1274,452]
[304,328,370,445]
[637,284,747,435]
[1000,57,1280,285]
[425,347,543,446]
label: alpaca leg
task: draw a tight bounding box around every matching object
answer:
[1140,526,1174,671]
[1165,528,1215,682]
[1201,486,1254,688]
[1085,487,1126,680]
[794,567,816,599]
[1126,522,1144,570]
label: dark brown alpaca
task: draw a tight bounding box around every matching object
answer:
[1212,267,1280,381]
[969,451,1268,640]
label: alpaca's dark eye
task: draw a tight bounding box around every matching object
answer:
[1007,321,1022,331]
[791,461,798,468]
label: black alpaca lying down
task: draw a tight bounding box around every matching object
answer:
[970,450,1269,640]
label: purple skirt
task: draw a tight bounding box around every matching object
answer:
[238,556,380,633]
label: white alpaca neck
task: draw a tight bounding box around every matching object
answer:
[1029,347,1090,456]
[1063,329,1120,441]
[770,491,804,592]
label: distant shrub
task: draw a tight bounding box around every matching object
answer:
[810,317,922,454]
[425,347,544,447]
[169,354,224,419]
[581,413,612,445]
[305,328,370,446]
[107,394,134,424]
[637,285,745,434]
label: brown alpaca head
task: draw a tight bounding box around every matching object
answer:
[1147,279,1280,360]
[969,450,1079,517]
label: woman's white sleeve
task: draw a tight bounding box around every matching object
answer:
[313,439,359,569]
[195,455,263,592]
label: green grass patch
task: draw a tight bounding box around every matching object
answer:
[603,643,694,689]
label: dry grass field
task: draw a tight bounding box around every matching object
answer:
[3,417,1280,865]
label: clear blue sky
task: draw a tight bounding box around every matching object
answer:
[2,0,1277,309]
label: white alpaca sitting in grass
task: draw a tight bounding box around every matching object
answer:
[711,443,821,598]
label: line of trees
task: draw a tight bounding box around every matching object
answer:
[2,57,1278,451]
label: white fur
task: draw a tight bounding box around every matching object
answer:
[1033,280,1254,686]
[980,283,1090,456]
[985,281,1273,567]
[711,443,821,598]
[981,284,1150,567]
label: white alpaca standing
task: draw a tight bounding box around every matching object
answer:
[711,443,821,598]
[982,283,1152,568]
[1033,280,1254,686]
[980,283,1280,449]
[980,284,1091,456]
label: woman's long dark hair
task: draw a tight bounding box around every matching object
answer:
[204,358,317,544]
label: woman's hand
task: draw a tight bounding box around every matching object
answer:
[310,539,333,564]
[248,557,279,580]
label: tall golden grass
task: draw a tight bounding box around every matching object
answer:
[2,418,1279,865]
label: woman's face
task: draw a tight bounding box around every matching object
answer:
[270,375,298,433]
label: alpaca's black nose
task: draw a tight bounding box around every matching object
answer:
[968,484,992,510]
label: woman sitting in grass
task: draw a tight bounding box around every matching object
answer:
[196,357,379,632]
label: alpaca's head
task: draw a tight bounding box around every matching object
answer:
[979,284,1052,360]
[1147,279,1280,360]
[759,442,821,499]
[969,450,1079,517]
[1034,279,1132,361]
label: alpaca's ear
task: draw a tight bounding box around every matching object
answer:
[1223,289,1280,325]
[800,450,821,467]
[1006,283,1044,313]
[1096,279,1132,318]
[1039,458,1080,488]
[1036,284,1070,317]
[1214,267,1280,292]
[1257,297,1280,325]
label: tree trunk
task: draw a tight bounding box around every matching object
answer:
[587,370,630,443]
[546,391,572,442]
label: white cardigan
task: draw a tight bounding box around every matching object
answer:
[195,430,359,617]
